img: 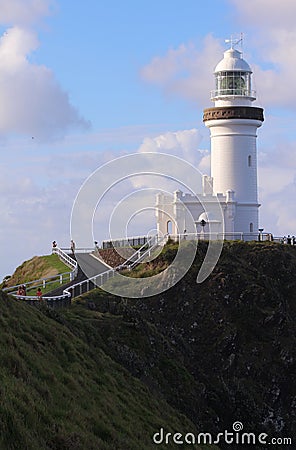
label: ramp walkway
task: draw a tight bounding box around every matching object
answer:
[4,235,166,307]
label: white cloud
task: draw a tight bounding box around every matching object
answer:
[0,1,89,140]
[227,0,296,109]
[229,0,296,29]
[131,130,210,204]
[0,173,70,276]
[0,0,54,26]
[140,3,296,111]
[259,178,296,235]
[0,147,100,279]
[251,35,296,108]
[258,136,296,235]
[138,128,206,166]
[140,26,296,110]
[198,154,211,173]
[1,123,189,279]
[140,34,223,107]
[0,26,89,140]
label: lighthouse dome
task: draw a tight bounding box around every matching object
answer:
[211,47,255,102]
[214,48,252,73]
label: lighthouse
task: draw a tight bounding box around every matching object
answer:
[203,40,264,237]
[155,39,264,241]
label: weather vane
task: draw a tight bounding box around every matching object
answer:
[225,33,244,50]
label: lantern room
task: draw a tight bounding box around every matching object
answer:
[211,47,256,101]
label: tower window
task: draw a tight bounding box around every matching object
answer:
[167,220,172,234]
[248,155,252,167]
[250,223,254,233]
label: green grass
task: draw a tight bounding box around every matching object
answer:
[0,291,212,449]
[1,254,72,291]
[25,278,71,296]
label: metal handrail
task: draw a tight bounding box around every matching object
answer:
[52,247,78,272]
[5,247,77,301]
[116,234,164,268]
[63,234,167,299]
[4,272,74,295]
[166,232,280,241]
[13,292,71,302]
[210,88,256,99]
[59,247,96,254]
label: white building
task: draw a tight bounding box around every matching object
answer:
[156,42,264,240]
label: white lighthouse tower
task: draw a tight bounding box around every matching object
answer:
[203,40,264,238]
[155,39,264,241]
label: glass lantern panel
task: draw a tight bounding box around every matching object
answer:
[216,71,251,96]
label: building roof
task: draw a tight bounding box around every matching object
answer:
[214,48,252,73]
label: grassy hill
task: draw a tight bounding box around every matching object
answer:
[2,254,70,288]
[1,254,73,296]
[0,290,213,450]
[1,240,295,449]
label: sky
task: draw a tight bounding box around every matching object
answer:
[1,0,296,279]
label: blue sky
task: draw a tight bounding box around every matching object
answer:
[1,0,296,279]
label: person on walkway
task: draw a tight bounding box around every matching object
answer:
[70,240,76,255]
[36,287,42,301]
[17,286,25,296]
[52,240,57,248]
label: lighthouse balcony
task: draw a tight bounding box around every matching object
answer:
[211,88,256,101]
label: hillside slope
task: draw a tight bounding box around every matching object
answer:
[2,254,70,288]
[0,291,211,450]
[61,241,296,449]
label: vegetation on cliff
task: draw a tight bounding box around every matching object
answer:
[1,254,70,289]
[0,290,211,450]
[1,240,295,449]
[63,241,296,449]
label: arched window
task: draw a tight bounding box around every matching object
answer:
[248,155,252,167]
[167,220,172,234]
[250,222,254,233]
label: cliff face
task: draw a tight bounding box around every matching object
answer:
[0,290,204,450]
[68,241,296,448]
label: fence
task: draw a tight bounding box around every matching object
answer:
[164,232,284,242]
[4,233,292,306]
[102,235,149,249]
[4,247,77,303]
[63,234,167,299]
